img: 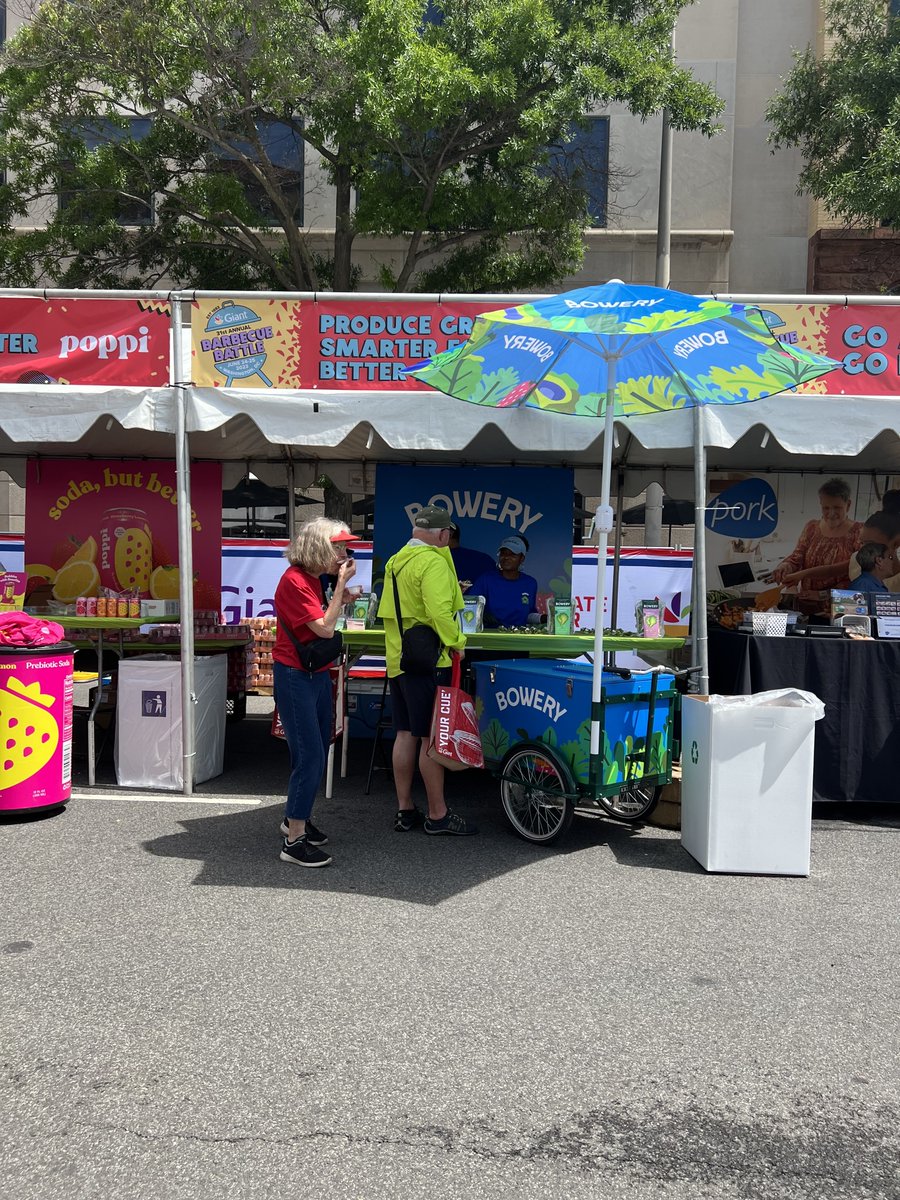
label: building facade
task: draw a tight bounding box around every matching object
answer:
[0,0,857,298]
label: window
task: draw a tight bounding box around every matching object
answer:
[210,121,304,226]
[58,117,154,225]
[547,116,610,228]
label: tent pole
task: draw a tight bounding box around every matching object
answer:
[287,462,297,544]
[610,467,625,635]
[590,359,617,757]
[172,295,196,795]
[692,405,709,693]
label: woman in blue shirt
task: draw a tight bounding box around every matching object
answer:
[472,536,539,628]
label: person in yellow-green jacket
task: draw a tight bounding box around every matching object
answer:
[378,504,478,836]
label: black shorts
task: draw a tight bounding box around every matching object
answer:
[389,668,452,738]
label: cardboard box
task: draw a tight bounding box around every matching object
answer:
[140,599,180,618]
[829,589,867,619]
[680,693,820,876]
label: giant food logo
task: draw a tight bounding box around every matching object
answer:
[705,478,779,539]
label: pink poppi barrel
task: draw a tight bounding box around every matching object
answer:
[0,644,74,813]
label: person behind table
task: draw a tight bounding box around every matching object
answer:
[448,521,494,593]
[472,535,539,628]
[377,503,477,836]
[848,510,900,592]
[274,517,357,868]
[764,477,862,591]
[852,542,896,594]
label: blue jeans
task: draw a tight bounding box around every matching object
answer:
[273,662,333,821]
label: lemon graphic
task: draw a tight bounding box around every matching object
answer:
[25,563,57,583]
[52,560,100,602]
[64,535,98,566]
[149,565,180,600]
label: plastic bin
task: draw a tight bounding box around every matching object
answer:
[346,676,393,741]
[680,689,825,876]
[0,642,74,813]
[115,655,227,789]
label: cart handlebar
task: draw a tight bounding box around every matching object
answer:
[604,663,701,685]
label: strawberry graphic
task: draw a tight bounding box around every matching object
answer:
[2,678,59,790]
[50,535,84,570]
[151,534,175,569]
[497,380,536,408]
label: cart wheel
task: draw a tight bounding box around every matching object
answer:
[598,781,660,823]
[500,744,575,845]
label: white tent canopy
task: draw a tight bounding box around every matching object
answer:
[3,379,898,496]
[3,286,900,793]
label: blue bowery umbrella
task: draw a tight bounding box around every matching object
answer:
[408,281,841,757]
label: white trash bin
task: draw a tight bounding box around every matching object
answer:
[680,689,825,876]
[115,654,227,789]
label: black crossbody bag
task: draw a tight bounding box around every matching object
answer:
[283,621,343,674]
[391,566,441,675]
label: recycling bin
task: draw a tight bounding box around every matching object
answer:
[680,689,825,876]
[115,654,227,789]
[0,642,75,813]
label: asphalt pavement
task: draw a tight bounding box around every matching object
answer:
[1,703,898,1200]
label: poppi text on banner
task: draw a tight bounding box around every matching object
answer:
[0,298,171,386]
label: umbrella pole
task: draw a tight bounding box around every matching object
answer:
[610,468,625,636]
[693,405,709,693]
[590,361,618,758]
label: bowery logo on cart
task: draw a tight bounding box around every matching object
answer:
[495,685,567,722]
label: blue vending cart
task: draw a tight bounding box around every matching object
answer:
[473,659,677,844]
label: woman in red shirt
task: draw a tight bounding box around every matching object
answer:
[274,518,356,867]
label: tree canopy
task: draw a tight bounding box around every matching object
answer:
[0,0,722,292]
[767,0,900,229]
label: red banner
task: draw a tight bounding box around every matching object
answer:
[191,297,499,390]
[0,298,170,386]
[762,303,900,396]
[300,299,495,390]
[191,296,900,395]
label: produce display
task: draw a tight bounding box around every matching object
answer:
[495,625,636,636]
[708,585,786,631]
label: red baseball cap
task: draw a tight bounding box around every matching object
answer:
[330,530,358,543]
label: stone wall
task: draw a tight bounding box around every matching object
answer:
[808,228,900,294]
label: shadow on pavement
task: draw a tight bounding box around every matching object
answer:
[137,715,695,902]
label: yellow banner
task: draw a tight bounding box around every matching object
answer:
[191,297,303,389]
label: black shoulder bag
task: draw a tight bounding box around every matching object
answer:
[283,621,343,674]
[391,565,441,675]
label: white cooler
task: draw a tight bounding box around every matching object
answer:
[115,655,227,789]
[680,689,825,876]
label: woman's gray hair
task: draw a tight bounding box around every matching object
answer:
[857,541,887,573]
[286,517,351,575]
[818,477,852,505]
